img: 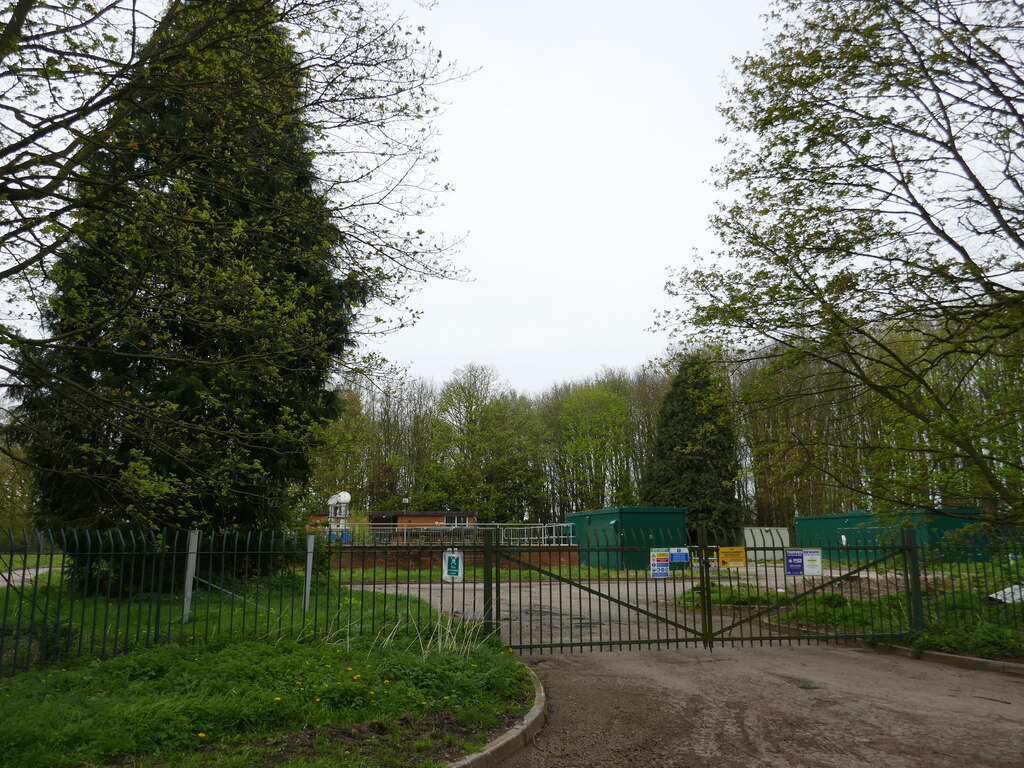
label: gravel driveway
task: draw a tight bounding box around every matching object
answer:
[495,645,1024,768]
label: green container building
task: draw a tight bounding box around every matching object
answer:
[794,508,988,562]
[566,506,687,570]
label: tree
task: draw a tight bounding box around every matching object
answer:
[414,364,547,521]
[1,1,455,526]
[10,0,390,529]
[639,354,745,533]
[665,0,1024,526]
[0,0,453,301]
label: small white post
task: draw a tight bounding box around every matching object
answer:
[303,533,315,615]
[182,530,200,623]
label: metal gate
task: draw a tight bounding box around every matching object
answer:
[483,528,923,652]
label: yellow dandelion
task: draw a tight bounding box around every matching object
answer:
[352,674,361,680]
[274,697,282,701]
[198,733,206,738]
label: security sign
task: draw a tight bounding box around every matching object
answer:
[718,547,747,568]
[785,548,823,576]
[443,548,464,583]
[650,548,670,578]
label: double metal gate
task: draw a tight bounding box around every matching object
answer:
[480,529,922,652]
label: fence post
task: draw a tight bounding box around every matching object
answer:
[182,530,200,624]
[698,526,715,651]
[482,529,494,636]
[303,533,315,616]
[902,527,925,632]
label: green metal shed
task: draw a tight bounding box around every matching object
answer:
[794,508,988,562]
[566,506,687,570]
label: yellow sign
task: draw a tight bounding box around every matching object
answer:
[718,546,747,568]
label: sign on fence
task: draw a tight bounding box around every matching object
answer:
[650,548,670,578]
[718,547,747,568]
[669,547,690,563]
[443,548,464,583]
[785,548,823,576]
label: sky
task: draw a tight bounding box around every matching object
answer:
[371,0,775,394]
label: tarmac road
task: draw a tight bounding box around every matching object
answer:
[494,645,1024,768]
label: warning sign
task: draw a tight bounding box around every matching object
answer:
[785,548,823,576]
[650,548,670,578]
[718,547,747,568]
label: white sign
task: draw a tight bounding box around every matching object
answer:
[442,549,464,583]
[650,548,670,578]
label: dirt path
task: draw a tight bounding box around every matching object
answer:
[496,645,1024,768]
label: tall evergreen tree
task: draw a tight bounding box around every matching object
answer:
[639,354,745,533]
[12,0,371,529]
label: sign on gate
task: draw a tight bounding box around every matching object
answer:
[718,546,746,568]
[669,547,690,563]
[785,548,823,576]
[443,548,464,583]
[650,548,670,578]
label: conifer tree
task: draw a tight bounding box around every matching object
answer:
[639,354,745,534]
[13,0,371,529]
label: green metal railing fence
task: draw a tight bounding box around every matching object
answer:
[2,526,1022,673]
[1,529,483,676]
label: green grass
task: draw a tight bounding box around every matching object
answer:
[908,623,1024,660]
[1,578,482,672]
[0,631,531,768]
[677,582,783,606]
[0,554,65,571]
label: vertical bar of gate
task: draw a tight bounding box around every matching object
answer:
[902,528,925,633]
[483,529,494,636]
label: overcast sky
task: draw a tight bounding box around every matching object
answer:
[371,0,774,394]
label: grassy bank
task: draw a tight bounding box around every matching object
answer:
[0,627,532,768]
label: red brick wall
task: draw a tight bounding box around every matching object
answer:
[332,546,579,571]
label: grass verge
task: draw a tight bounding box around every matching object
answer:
[0,628,532,768]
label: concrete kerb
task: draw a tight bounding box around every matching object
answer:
[871,643,1024,677]
[449,667,546,768]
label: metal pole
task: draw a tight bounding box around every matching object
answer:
[483,529,494,636]
[902,527,925,632]
[699,526,714,651]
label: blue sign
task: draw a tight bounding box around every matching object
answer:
[786,550,804,575]
[785,548,823,576]
[669,547,690,563]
